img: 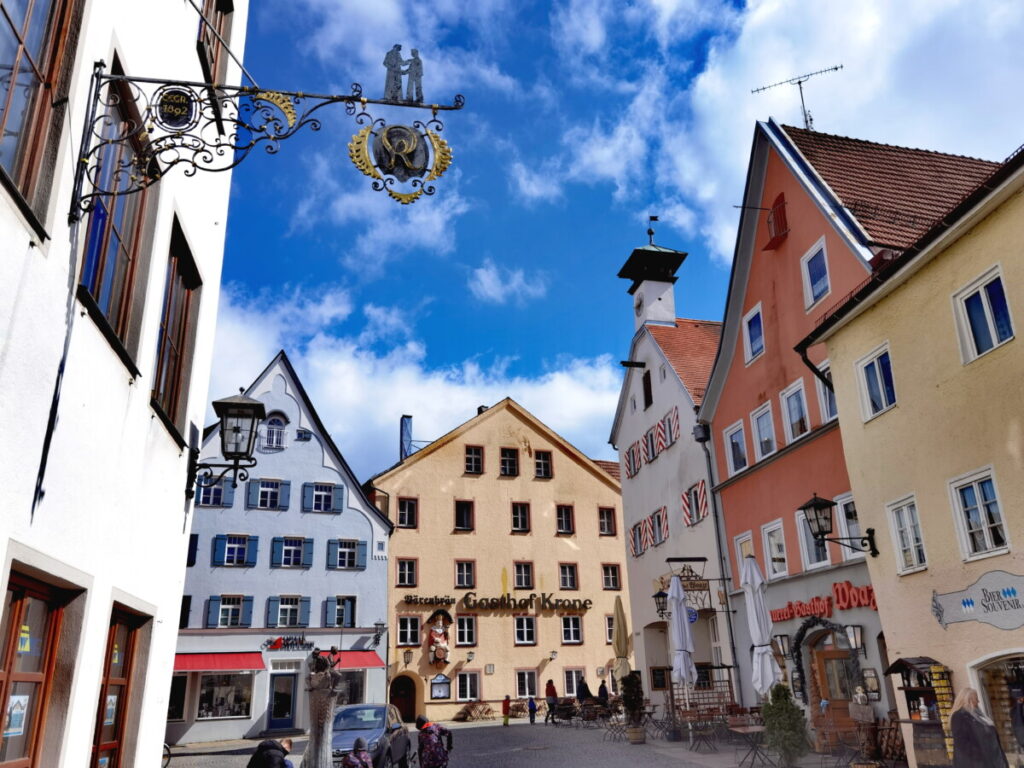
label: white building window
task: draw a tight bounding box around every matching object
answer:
[605,615,614,644]
[278,596,299,627]
[651,510,665,546]
[953,266,1014,362]
[564,669,584,698]
[219,596,242,627]
[751,403,776,461]
[196,672,253,720]
[734,532,753,575]
[762,521,787,579]
[834,495,865,561]
[397,559,416,586]
[281,537,303,567]
[561,616,582,644]
[511,502,530,532]
[796,510,830,570]
[264,416,286,450]
[743,303,765,362]
[397,498,418,528]
[602,564,621,590]
[631,524,644,557]
[337,540,357,569]
[335,596,356,628]
[559,563,578,590]
[514,616,536,645]
[780,379,810,443]
[456,616,476,645]
[312,483,333,512]
[816,362,838,423]
[950,469,1008,558]
[457,671,479,701]
[514,562,533,589]
[198,482,223,506]
[724,421,748,476]
[224,535,247,566]
[516,670,537,698]
[397,616,421,646]
[857,343,897,419]
[888,497,927,574]
[800,238,830,308]
[455,561,475,589]
[556,505,575,534]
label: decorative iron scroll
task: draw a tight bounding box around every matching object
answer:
[69,62,464,221]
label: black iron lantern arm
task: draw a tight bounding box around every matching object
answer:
[799,493,879,557]
[185,390,266,499]
[70,61,465,222]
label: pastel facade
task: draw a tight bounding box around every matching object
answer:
[0,2,247,765]
[368,399,626,722]
[170,352,392,743]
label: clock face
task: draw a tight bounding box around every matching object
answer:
[634,292,644,316]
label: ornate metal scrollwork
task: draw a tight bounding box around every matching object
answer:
[69,62,464,221]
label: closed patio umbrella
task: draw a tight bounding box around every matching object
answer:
[740,555,782,697]
[612,594,631,684]
[668,574,698,708]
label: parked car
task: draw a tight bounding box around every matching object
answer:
[331,703,412,768]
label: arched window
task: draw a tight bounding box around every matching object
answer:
[264,415,286,450]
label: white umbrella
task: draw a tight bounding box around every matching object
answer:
[740,555,782,697]
[668,575,698,708]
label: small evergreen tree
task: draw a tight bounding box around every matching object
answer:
[621,671,645,725]
[762,683,809,768]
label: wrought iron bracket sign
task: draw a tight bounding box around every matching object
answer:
[70,55,464,221]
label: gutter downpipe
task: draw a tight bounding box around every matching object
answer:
[694,423,743,706]
[797,344,834,393]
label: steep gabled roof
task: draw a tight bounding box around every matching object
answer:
[783,125,1000,249]
[593,459,621,482]
[647,318,722,407]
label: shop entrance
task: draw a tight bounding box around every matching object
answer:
[810,629,857,750]
[390,675,417,722]
[977,654,1024,764]
[268,673,296,730]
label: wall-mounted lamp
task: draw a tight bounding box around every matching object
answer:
[800,493,878,557]
[549,650,558,661]
[372,620,386,648]
[652,590,671,620]
[467,651,475,662]
[773,634,791,659]
[845,625,867,658]
[186,390,266,498]
[403,649,414,666]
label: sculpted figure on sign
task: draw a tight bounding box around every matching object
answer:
[426,609,452,663]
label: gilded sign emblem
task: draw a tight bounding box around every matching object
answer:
[349,122,452,204]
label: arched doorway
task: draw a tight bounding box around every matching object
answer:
[809,629,857,749]
[390,675,417,722]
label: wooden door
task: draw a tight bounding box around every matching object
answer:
[811,631,857,751]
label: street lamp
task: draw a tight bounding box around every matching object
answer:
[845,625,867,658]
[799,493,878,557]
[372,621,386,648]
[186,389,266,498]
[403,649,414,666]
[653,590,671,620]
[549,650,558,661]
[773,634,791,659]
[467,651,475,662]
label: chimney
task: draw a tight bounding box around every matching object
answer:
[617,243,687,332]
[399,415,413,460]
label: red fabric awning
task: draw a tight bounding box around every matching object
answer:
[318,650,386,669]
[174,652,266,672]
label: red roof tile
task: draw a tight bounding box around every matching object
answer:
[593,459,621,481]
[783,125,1000,249]
[647,318,722,406]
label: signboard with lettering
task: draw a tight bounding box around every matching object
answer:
[154,87,199,133]
[770,581,878,623]
[261,635,315,651]
[932,570,1024,630]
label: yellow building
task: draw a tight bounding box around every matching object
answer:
[367,399,627,722]
[798,149,1024,766]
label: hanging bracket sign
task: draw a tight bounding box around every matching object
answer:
[932,570,1024,630]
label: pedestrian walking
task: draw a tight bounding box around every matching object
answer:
[340,737,373,768]
[528,696,537,724]
[950,687,1008,767]
[577,678,593,703]
[246,737,293,768]
[417,714,453,768]
[502,694,511,726]
[545,679,558,724]
[597,679,609,706]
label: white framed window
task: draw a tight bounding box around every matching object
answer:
[281,537,304,567]
[734,532,753,573]
[198,482,223,506]
[949,468,1008,559]
[751,402,776,461]
[218,595,242,627]
[511,502,530,533]
[337,540,357,569]
[741,303,765,364]
[278,596,300,627]
[264,416,286,449]
[455,561,475,588]
[514,562,533,589]
[887,496,927,574]
[397,498,418,528]
[724,420,748,476]
[397,616,421,646]
[602,564,621,590]
[456,615,476,645]
[598,507,616,536]
[605,615,614,644]
[779,379,810,443]
[857,343,897,420]
[631,523,644,556]
[559,563,578,590]
[224,535,247,566]
[258,480,280,509]
[514,616,536,645]
[564,669,584,698]
[833,494,865,561]
[196,672,253,720]
[535,451,553,478]
[651,509,665,546]
[800,237,830,308]
[312,483,333,512]
[762,520,787,579]
[743,303,765,363]
[457,671,479,701]
[953,266,1014,362]
[516,670,537,698]
[556,505,575,534]
[796,510,830,570]
[816,362,838,423]
[644,427,658,462]
[561,616,582,644]
[397,559,416,586]
[335,596,356,628]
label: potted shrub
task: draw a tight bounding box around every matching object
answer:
[621,671,646,744]
[763,683,809,768]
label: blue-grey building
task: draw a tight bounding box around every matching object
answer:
[167,351,393,744]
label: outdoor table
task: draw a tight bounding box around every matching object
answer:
[731,724,774,768]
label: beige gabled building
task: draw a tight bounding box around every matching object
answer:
[366,399,627,722]
[799,143,1024,767]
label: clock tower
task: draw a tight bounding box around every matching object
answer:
[617,243,686,332]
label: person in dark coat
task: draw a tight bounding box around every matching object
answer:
[247,737,293,768]
[597,680,609,706]
[950,687,1008,768]
[577,678,593,703]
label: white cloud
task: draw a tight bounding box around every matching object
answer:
[209,285,619,480]
[509,159,564,203]
[468,258,548,305]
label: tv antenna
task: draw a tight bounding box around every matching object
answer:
[752,64,843,130]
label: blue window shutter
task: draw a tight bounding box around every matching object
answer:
[279,481,291,510]
[266,597,279,628]
[187,534,198,567]
[245,536,259,567]
[302,483,314,511]
[325,597,338,627]
[246,480,259,508]
[332,485,345,512]
[212,535,227,566]
[327,540,339,569]
[345,597,356,627]
[302,539,314,568]
[240,596,254,627]
[206,596,221,628]
[356,541,368,570]
[271,537,284,567]
[298,597,311,627]
[222,482,235,507]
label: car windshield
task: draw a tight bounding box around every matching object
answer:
[334,706,385,731]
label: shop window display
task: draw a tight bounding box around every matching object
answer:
[980,657,1024,764]
[196,673,253,719]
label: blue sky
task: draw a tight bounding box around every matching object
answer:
[211,0,1024,481]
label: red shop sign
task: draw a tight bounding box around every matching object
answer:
[769,581,878,623]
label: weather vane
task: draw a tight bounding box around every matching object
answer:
[69,45,464,220]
